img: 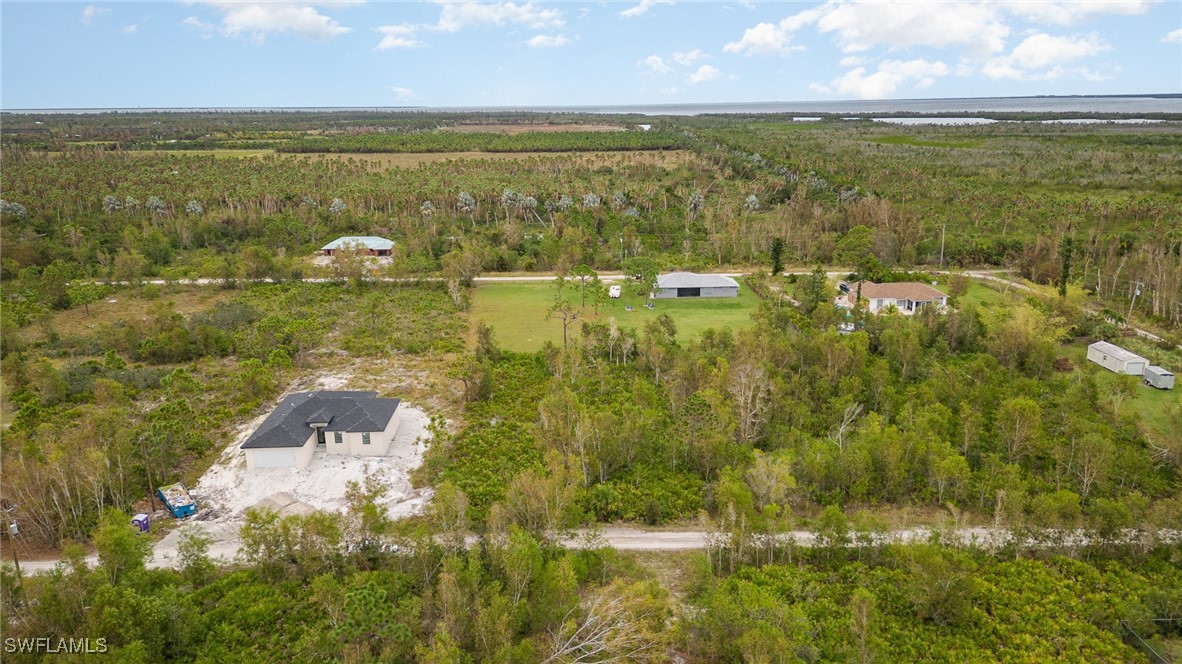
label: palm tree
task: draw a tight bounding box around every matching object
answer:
[687,191,704,221]
[456,191,476,227]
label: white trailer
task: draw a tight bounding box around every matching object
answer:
[1086,341,1148,376]
[1143,366,1175,390]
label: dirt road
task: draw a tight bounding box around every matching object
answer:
[16,525,1175,574]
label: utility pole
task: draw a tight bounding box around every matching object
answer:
[5,504,21,605]
[939,224,947,269]
[7,520,19,578]
[1127,281,1143,320]
[619,233,624,267]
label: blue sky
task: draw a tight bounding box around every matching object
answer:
[2,1,1180,108]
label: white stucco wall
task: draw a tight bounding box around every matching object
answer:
[294,433,317,468]
[245,433,316,470]
[324,413,400,457]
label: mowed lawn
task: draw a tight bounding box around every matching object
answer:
[471,280,761,352]
[934,280,1010,310]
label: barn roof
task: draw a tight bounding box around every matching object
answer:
[656,272,740,289]
[851,281,946,302]
[241,391,400,449]
[321,236,395,251]
[1088,341,1146,364]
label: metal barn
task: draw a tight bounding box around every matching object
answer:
[1086,341,1148,376]
[653,273,739,299]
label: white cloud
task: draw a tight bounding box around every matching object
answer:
[183,16,217,39]
[81,5,109,25]
[1165,28,1182,43]
[436,2,564,32]
[525,34,568,47]
[671,49,708,65]
[688,64,721,84]
[816,1,1008,56]
[376,24,424,49]
[1003,1,1155,26]
[981,32,1110,79]
[722,5,824,55]
[723,22,793,55]
[391,86,415,100]
[191,2,352,41]
[660,86,679,95]
[839,55,868,67]
[812,58,950,99]
[375,3,567,50]
[620,0,674,18]
[640,55,672,73]
[122,24,138,34]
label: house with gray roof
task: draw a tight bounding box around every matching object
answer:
[653,272,740,299]
[320,236,395,257]
[240,391,401,469]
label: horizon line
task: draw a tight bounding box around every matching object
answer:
[4,93,1182,114]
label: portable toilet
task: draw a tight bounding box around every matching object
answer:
[1143,366,1175,390]
[132,513,150,533]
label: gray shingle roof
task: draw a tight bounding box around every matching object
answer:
[241,391,401,449]
[656,272,740,289]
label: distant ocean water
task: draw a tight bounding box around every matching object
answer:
[7,95,1182,116]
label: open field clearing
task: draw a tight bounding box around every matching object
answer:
[471,280,761,352]
[22,286,234,344]
[289,148,698,169]
[440,123,626,134]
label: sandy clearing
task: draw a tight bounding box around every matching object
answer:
[145,372,435,567]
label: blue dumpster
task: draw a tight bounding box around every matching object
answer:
[157,483,197,518]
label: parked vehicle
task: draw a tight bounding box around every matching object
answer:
[1143,365,1175,390]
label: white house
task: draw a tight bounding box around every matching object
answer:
[836,281,948,315]
[320,236,395,257]
[1086,341,1148,376]
[653,272,739,299]
[241,391,401,469]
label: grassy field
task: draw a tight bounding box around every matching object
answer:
[935,280,1011,310]
[471,280,761,352]
[23,286,234,345]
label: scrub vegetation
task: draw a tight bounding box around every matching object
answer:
[2,110,1181,662]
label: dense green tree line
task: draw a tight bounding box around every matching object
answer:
[1,492,669,663]
[685,546,1182,663]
